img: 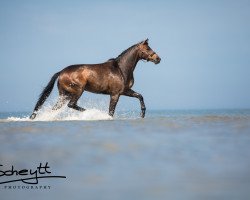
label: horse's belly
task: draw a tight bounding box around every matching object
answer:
[85,76,123,94]
[85,84,109,94]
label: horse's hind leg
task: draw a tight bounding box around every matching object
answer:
[67,93,85,112]
[52,95,67,111]
[59,79,86,112]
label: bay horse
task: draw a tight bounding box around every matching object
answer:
[30,39,161,119]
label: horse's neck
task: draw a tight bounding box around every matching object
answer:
[118,49,139,83]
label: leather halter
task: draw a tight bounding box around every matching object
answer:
[143,51,156,62]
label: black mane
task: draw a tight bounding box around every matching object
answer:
[107,41,142,66]
[115,42,140,62]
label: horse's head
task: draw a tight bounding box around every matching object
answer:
[138,39,161,64]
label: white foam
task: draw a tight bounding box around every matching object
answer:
[3,98,113,122]
[4,108,112,122]
[5,116,30,122]
[1,98,141,122]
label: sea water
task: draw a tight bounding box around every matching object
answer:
[0,109,250,200]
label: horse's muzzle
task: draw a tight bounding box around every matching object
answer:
[149,53,161,64]
[153,57,161,64]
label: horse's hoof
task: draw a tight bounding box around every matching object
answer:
[140,112,145,118]
[109,110,114,117]
[30,113,36,120]
[76,106,85,112]
[140,108,146,118]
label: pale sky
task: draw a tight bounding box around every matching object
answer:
[0,0,250,112]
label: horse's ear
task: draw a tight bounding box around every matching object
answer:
[142,38,149,45]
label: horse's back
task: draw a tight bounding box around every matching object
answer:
[61,60,117,73]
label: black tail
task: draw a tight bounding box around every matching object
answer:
[30,72,60,119]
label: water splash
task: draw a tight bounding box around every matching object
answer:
[35,106,112,121]
[1,97,142,122]
[4,98,113,122]
[4,108,112,122]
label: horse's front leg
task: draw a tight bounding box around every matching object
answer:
[109,94,120,117]
[123,89,146,118]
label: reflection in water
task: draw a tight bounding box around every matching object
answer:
[1,110,250,200]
